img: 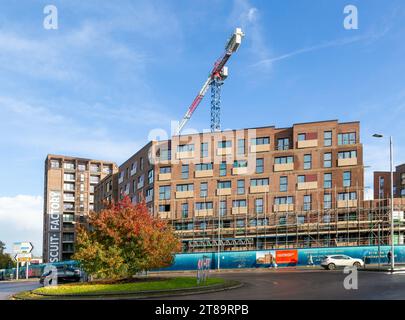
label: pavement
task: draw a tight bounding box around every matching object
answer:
[150,268,405,300]
[0,280,41,300]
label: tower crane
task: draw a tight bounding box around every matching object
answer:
[175,28,245,135]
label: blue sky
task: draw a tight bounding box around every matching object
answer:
[0,0,404,254]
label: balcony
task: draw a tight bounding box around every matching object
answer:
[338,158,358,167]
[216,188,232,196]
[250,185,269,194]
[274,163,294,172]
[175,190,194,199]
[337,200,358,208]
[274,204,294,212]
[232,207,248,215]
[158,173,171,181]
[297,139,318,149]
[158,212,171,219]
[297,181,318,190]
[176,151,195,160]
[195,169,213,178]
[216,147,232,156]
[195,209,214,217]
[250,144,270,153]
[232,167,248,175]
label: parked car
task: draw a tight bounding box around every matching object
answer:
[321,255,364,270]
[39,265,83,285]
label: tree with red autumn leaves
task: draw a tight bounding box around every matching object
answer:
[73,197,181,279]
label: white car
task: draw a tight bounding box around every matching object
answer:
[321,255,364,270]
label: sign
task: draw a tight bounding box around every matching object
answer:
[197,256,210,285]
[13,242,33,254]
[14,253,32,262]
[276,250,298,265]
[48,191,62,263]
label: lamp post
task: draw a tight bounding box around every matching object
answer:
[373,134,395,270]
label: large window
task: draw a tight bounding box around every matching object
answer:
[251,137,270,145]
[324,153,332,168]
[275,156,294,164]
[195,163,213,171]
[237,180,245,195]
[233,200,247,207]
[324,173,332,189]
[176,184,193,192]
[218,181,231,189]
[148,169,154,184]
[304,154,312,170]
[274,196,293,205]
[195,202,213,210]
[255,198,264,214]
[324,193,332,209]
[324,131,332,146]
[219,201,227,216]
[160,166,171,174]
[233,160,248,168]
[303,195,312,211]
[338,150,357,159]
[159,186,171,200]
[343,171,351,187]
[256,158,264,174]
[181,203,188,218]
[177,144,195,152]
[181,164,189,179]
[280,176,288,192]
[218,140,232,148]
[338,192,357,200]
[298,133,306,141]
[338,132,356,145]
[251,178,269,186]
[277,138,290,150]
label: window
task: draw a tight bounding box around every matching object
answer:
[218,140,232,148]
[251,178,269,186]
[131,162,137,175]
[159,186,171,200]
[195,163,213,171]
[63,183,75,191]
[251,137,269,145]
[90,175,100,184]
[324,131,332,146]
[159,204,170,212]
[181,203,188,218]
[324,173,332,189]
[237,180,245,195]
[297,175,305,184]
[304,154,312,170]
[343,171,351,187]
[304,195,312,211]
[196,202,213,210]
[64,173,75,181]
[255,198,264,214]
[178,144,195,152]
[297,216,305,225]
[338,192,357,201]
[378,176,385,199]
[237,139,245,155]
[148,169,154,184]
[201,142,208,158]
[160,166,171,174]
[218,181,231,189]
[277,138,290,150]
[200,182,208,197]
[64,162,75,170]
[256,158,264,174]
[280,176,288,192]
[233,160,247,168]
[233,200,247,207]
[275,156,294,164]
[90,164,99,173]
[140,157,144,171]
[146,188,153,200]
[176,184,193,192]
[274,196,293,205]
[324,193,332,209]
[219,161,227,176]
[324,153,332,168]
[181,164,189,179]
[219,201,227,216]
[338,132,356,145]
[298,133,306,141]
[338,150,357,159]
[279,217,287,225]
[50,160,60,169]
[137,175,144,189]
[236,219,245,227]
[159,147,171,161]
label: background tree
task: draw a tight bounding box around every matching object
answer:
[0,241,15,269]
[73,197,181,279]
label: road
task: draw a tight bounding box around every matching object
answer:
[0,280,41,300]
[154,269,405,300]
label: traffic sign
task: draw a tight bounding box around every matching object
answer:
[14,253,32,262]
[13,242,34,254]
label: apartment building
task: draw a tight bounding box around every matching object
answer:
[374,164,405,199]
[96,120,370,252]
[43,155,118,262]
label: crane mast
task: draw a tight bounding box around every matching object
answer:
[175,28,244,135]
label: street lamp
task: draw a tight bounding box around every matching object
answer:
[373,133,395,271]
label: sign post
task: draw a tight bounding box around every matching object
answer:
[13,242,34,280]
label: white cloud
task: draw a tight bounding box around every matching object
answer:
[0,195,43,256]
